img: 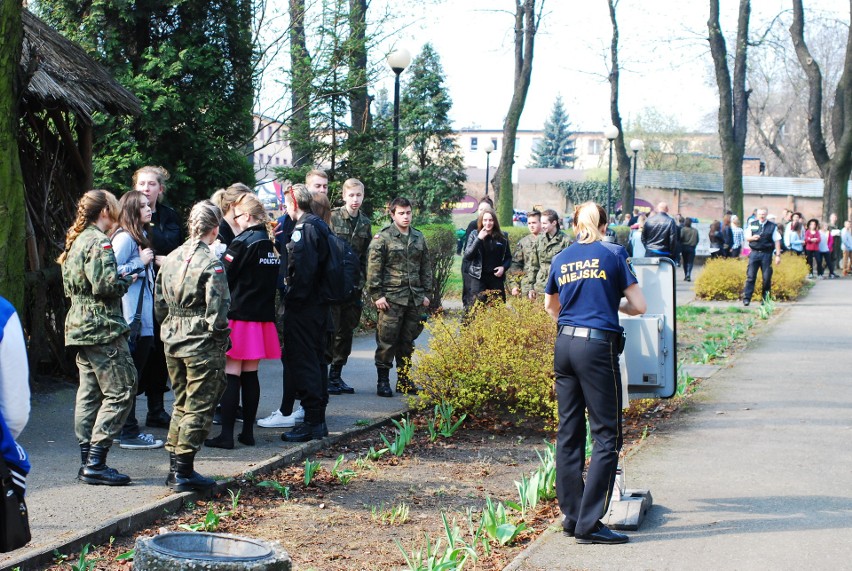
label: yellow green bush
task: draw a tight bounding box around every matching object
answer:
[694,252,809,301]
[410,298,558,427]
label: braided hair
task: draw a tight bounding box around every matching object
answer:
[57,190,120,264]
[187,200,223,241]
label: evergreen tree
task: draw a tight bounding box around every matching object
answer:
[35,0,256,211]
[530,95,575,169]
[400,43,466,221]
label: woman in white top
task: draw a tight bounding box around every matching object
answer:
[630,215,647,258]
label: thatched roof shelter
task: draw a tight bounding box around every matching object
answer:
[21,9,141,121]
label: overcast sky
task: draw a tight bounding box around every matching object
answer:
[371,0,847,133]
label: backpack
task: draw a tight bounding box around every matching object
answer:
[321,231,360,305]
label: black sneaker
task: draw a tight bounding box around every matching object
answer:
[212,405,243,425]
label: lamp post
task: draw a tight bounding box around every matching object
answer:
[629,139,644,214]
[387,48,411,193]
[484,142,494,197]
[604,125,619,220]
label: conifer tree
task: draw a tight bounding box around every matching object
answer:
[530,95,575,168]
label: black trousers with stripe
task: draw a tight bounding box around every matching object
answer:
[554,333,623,535]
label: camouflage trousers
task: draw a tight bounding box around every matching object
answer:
[74,336,136,449]
[164,353,226,455]
[374,301,425,371]
[329,295,363,366]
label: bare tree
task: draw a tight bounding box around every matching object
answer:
[289,0,314,168]
[708,0,750,220]
[607,0,632,218]
[494,0,543,226]
[0,2,26,308]
[790,0,852,223]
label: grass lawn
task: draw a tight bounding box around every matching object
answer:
[444,254,463,298]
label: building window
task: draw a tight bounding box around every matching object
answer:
[491,138,498,150]
[275,157,280,165]
[588,139,602,155]
[470,137,478,151]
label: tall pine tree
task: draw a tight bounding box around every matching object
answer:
[35,0,256,210]
[400,43,466,221]
[530,95,575,169]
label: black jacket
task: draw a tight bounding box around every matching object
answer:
[641,212,679,255]
[283,213,329,306]
[150,203,183,256]
[463,231,511,280]
[222,224,279,322]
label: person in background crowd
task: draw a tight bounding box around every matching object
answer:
[742,207,782,306]
[729,215,744,258]
[679,217,699,281]
[0,296,31,497]
[326,179,372,395]
[817,222,838,279]
[509,210,542,297]
[524,209,572,300]
[306,169,329,195]
[156,201,230,491]
[841,220,852,276]
[629,214,647,258]
[210,183,252,251]
[367,197,433,397]
[544,201,646,545]
[721,214,733,258]
[59,190,135,486]
[641,202,679,260]
[804,218,822,278]
[113,191,163,451]
[463,207,512,304]
[708,220,724,258]
[280,185,332,442]
[134,166,183,430]
[461,198,494,312]
[628,207,641,226]
[828,213,841,273]
[206,194,280,449]
[308,192,338,400]
[787,220,805,255]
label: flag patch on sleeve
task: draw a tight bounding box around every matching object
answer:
[224,253,234,263]
[214,264,225,274]
[101,241,112,250]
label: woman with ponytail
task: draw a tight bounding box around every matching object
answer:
[59,190,137,486]
[543,201,646,545]
[206,193,280,449]
[155,201,230,491]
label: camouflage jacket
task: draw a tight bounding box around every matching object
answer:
[366,224,433,306]
[330,206,372,289]
[508,233,539,293]
[62,225,132,346]
[155,239,231,358]
[524,231,572,294]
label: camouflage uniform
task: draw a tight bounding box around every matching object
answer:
[155,239,231,455]
[508,233,539,295]
[62,225,135,449]
[366,224,433,372]
[329,206,372,366]
[523,231,572,294]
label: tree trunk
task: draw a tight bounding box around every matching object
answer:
[790,0,852,223]
[495,0,538,226]
[289,0,313,168]
[347,0,371,161]
[607,0,632,219]
[708,0,750,220]
[0,2,26,310]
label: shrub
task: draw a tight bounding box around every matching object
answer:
[694,253,809,301]
[410,298,558,427]
[419,224,457,313]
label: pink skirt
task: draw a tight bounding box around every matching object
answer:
[226,320,281,360]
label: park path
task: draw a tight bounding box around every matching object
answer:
[508,278,852,570]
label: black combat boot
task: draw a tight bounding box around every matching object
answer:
[169,452,216,492]
[281,421,329,443]
[395,369,420,395]
[376,368,393,398]
[327,364,342,395]
[329,364,355,394]
[78,443,91,479]
[165,451,177,487]
[146,391,172,428]
[79,445,131,486]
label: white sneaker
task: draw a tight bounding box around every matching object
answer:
[257,407,304,428]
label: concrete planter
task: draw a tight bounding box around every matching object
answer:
[134,532,290,571]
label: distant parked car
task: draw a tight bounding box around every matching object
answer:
[513,209,527,227]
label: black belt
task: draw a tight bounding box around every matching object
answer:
[559,325,621,344]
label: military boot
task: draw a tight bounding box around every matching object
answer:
[395,369,420,395]
[327,365,342,395]
[165,451,177,487]
[376,368,393,398]
[79,445,131,486]
[170,452,216,492]
[329,364,355,394]
[78,443,91,479]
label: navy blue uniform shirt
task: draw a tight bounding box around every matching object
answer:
[545,240,637,333]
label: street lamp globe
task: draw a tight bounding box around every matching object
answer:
[630,139,644,153]
[485,142,494,154]
[604,125,619,141]
[387,49,411,73]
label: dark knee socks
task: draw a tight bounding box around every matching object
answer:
[208,374,240,447]
[239,371,259,445]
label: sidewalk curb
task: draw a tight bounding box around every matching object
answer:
[503,523,561,571]
[1,409,408,571]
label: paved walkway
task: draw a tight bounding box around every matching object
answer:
[508,278,852,570]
